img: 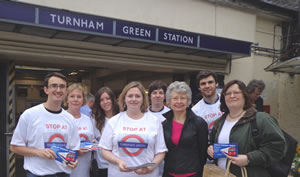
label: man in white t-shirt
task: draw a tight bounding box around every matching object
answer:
[10,72,80,177]
[147,80,170,122]
[192,70,223,134]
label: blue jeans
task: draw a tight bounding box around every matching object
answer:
[26,171,70,177]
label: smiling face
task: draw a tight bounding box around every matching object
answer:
[170,91,188,113]
[150,88,165,106]
[125,87,143,111]
[224,84,245,110]
[44,76,67,104]
[199,75,218,98]
[100,92,112,115]
[67,88,84,110]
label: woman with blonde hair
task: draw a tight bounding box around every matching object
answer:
[65,83,95,177]
[99,81,167,177]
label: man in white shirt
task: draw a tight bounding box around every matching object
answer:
[10,72,80,177]
[192,70,223,134]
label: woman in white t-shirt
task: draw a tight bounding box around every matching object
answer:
[99,81,168,177]
[92,87,120,177]
[65,83,96,177]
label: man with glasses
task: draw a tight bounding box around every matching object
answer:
[247,79,265,112]
[10,72,80,177]
[192,70,223,134]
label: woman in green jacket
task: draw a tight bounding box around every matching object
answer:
[207,80,285,177]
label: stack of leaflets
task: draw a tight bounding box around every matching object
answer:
[44,142,78,165]
[127,163,157,170]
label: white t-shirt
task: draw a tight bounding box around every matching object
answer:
[192,94,223,132]
[148,106,170,122]
[217,119,238,169]
[11,104,80,176]
[94,117,110,169]
[99,111,168,177]
[71,114,95,177]
[148,105,169,177]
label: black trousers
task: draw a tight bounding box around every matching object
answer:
[26,171,69,177]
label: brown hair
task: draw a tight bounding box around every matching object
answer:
[92,87,120,132]
[220,80,252,113]
[196,70,217,86]
[44,72,67,87]
[148,80,168,103]
[119,81,149,113]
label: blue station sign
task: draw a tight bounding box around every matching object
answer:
[0,1,252,57]
[158,28,198,48]
[116,21,156,41]
[0,1,35,23]
[39,8,113,35]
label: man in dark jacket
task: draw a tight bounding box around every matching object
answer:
[247,80,265,112]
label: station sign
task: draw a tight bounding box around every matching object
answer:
[0,1,35,23]
[116,21,156,41]
[0,1,252,56]
[39,8,113,35]
[158,28,198,48]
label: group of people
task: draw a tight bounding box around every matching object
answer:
[10,71,286,177]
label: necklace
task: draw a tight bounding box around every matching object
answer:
[228,110,245,119]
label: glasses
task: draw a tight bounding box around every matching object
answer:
[224,91,242,97]
[48,84,66,90]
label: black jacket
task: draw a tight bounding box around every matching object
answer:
[162,108,208,176]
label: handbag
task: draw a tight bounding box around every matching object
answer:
[90,151,98,177]
[225,160,247,177]
[203,159,247,177]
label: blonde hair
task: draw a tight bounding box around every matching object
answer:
[64,83,86,107]
[118,81,149,113]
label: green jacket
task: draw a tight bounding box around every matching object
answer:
[210,108,286,177]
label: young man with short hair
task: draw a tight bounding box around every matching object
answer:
[10,72,80,177]
[192,70,223,133]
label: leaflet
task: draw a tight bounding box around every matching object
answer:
[127,163,157,170]
[50,145,78,165]
[80,141,101,151]
[213,143,238,158]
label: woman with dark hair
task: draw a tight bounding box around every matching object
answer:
[92,87,120,177]
[99,81,167,177]
[207,80,285,177]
